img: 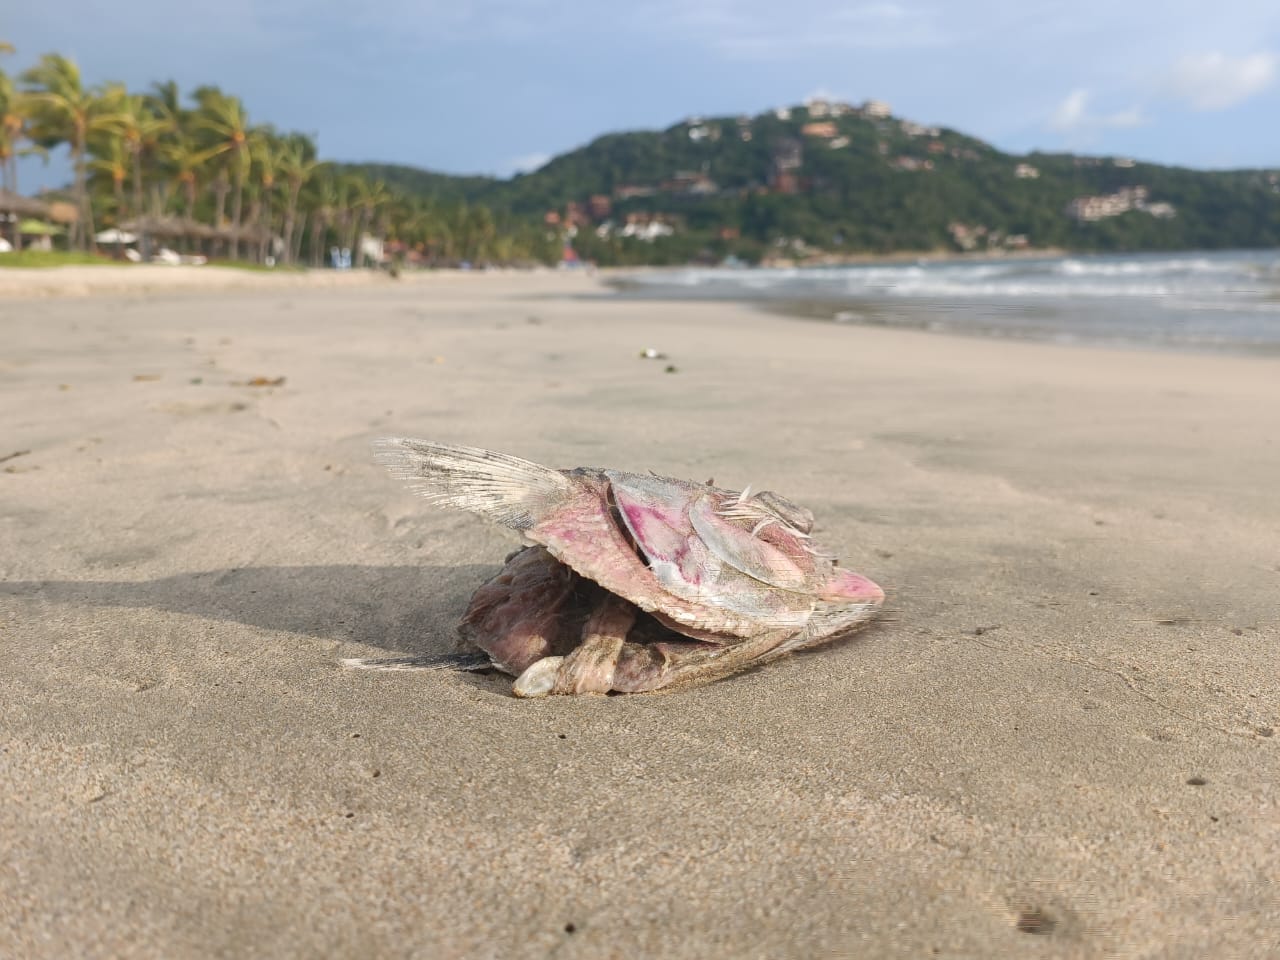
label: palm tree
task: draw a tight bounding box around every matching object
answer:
[352,177,390,267]
[0,53,19,190]
[278,135,318,264]
[249,129,285,261]
[161,132,206,222]
[335,174,360,260]
[98,84,172,222]
[147,80,183,124]
[0,66,33,250]
[306,171,339,267]
[193,89,251,258]
[142,80,188,217]
[89,132,129,252]
[20,53,118,249]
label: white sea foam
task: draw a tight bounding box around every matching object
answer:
[619,250,1280,352]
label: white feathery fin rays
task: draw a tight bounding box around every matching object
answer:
[373,438,571,530]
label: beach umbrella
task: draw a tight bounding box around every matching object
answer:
[18,220,65,236]
[95,228,138,244]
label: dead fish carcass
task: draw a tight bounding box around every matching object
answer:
[362,439,884,697]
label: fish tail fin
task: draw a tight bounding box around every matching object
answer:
[373,438,570,529]
[341,652,494,672]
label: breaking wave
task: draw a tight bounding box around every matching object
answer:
[616,250,1280,353]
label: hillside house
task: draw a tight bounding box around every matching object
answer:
[805,97,831,118]
[801,121,838,139]
[772,138,803,170]
[620,213,675,241]
[667,171,718,195]
[564,202,589,227]
[1066,186,1152,221]
[588,194,612,219]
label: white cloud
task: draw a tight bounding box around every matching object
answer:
[1103,106,1145,128]
[1049,89,1146,133]
[1164,51,1276,110]
[642,0,948,59]
[1050,89,1089,131]
[502,152,551,176]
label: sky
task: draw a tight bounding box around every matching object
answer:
[5,0,1279,191]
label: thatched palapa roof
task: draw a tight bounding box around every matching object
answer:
[123,216,216,239]
[0,190,51,218]
[122,216,270,242]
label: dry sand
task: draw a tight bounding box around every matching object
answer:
[0,263,407,301]
[1,269,1277,958]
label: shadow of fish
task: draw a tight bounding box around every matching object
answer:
[349,439,884,697]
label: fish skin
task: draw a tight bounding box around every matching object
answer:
[373,439,884,693]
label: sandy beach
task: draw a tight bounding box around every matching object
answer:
[1,268,1277,957]
[0,264,400,300]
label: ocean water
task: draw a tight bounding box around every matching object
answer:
[611,250,1280,354]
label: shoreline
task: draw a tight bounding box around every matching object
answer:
[4,258,1279,359]
[601,248,1280,357]
[0,263,587,300]
[756,245,1071,268]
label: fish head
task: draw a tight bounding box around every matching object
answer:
[820,567,885,606]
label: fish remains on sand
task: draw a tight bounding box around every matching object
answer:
[350,440,884,697]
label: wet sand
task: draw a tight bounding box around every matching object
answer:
[1,270,1277,957]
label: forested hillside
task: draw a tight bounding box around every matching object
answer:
[341,99,1280,266]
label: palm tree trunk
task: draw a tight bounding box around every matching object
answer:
[377,211,389,257]
[73,130,93,251]
[113,179,126,257]
[293,206,310,266]
[310,212,327,267]
[282,182,301,265]
[211,170,229,256]
[247,196,263,263]
[293,220,305,266]
[9,157,22,253]
[213,173,228,223]
[258,190,274,263]
[230,161,244,260]
[130,151,143,221]
[353,209,370,268]
[340,210,356,262]
[179,178,194,255]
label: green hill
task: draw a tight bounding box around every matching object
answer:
[343,102,1280,265]
[336,163,498,206]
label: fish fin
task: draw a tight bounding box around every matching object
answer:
[374,439,571,530]
[341,652,494,672]
[690,495,814,591]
